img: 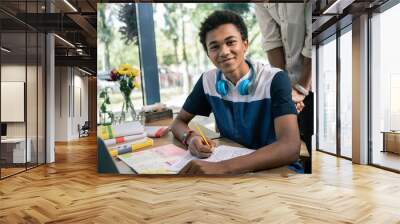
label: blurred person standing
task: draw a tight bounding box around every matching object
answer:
[255,2,313,172]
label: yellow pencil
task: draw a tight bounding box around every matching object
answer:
[195,125,210,147]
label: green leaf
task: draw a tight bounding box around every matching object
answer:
[105,97,111,104]
[100,103,107,113]
[99,91,106,98]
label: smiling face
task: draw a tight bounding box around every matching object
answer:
[205,24,249,79]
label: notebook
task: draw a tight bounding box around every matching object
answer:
[118,144,255,174]
[170,145,255,172]
[117,144,187,174]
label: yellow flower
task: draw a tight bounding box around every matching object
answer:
[133,82,140,89]
[117,64,140,78]
[117,64,131,75]
[130,67,140,78]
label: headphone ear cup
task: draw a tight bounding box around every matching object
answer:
[238,79,250,95]
[216,80,228,96]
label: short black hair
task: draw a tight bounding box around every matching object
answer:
[199,10,248,52]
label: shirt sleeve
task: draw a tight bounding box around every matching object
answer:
[301,2,312,59]
[182,75,212,117]
[270,71,297,119]
[254,3,283,52]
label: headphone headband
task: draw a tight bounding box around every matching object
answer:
[215,59,256,96]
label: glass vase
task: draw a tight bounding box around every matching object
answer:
[119,94,136,123]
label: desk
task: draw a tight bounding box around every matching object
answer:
[382,131,400,154]
[104,119,308,175]
[1,138,31,164]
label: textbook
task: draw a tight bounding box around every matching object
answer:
[98,121,144,140]
[108,137,154,157]
[117,144,255,174]
[103,132,148,146]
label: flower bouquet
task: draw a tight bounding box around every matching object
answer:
[108,64,140,123]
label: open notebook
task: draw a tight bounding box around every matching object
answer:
[117,144,255,174]
[170,145,255,173]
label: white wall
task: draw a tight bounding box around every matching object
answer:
[46,4,55,164]
[54,66,69,141]
[1,65,26,139]
[54,67,89,141]
[71,71,89,139]
[1,64,46,164]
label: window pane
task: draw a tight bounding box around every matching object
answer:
[27,31,38,169]
[38,32,45,165]
[340,29,352,158]
[97,3,143,125]
[153,3,265,110]
[318,37,337,154]
[1,10,28,177]
[371,3,400,171]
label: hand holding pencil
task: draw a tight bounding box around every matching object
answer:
[186,125,216,158]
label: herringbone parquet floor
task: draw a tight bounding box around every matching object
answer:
[1,135,400,223]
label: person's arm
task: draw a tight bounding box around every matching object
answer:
[178,114,300,174]
[255,3,283,66]
[267,47,285,70]
[171,109,195,144]
[171,75,215,159]
[298,1,312,91]
[171,109,216,158]
[297,56,311,91]
[224,114,299,173]
[291,56,311,112]
[291,3,312,112]
[179,71,300,174]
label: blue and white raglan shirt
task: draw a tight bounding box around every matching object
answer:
[183,61,297,150]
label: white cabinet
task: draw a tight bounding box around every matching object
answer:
[1,138,31,163]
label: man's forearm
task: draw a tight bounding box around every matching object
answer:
[298,56,312,91]
[171,117,191,143]
[267,47,286,70]
[221,138,300,174]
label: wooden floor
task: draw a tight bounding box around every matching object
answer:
[372,150,400,171]
[1,167,26,178]
[1,136,400,223]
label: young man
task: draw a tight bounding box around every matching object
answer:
[171,10,300,174]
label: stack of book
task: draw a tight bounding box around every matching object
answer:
[98,121,154,157]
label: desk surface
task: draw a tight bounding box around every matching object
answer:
[1,138,27,143]
[381,131,400,134]
[109,119,307,175]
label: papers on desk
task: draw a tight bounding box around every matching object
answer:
[170,145,255,172]
[117,144,255,174]
[117,144,187,174]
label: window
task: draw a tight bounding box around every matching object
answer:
[339,28,352,158]
[371,3,400,171]
[317,36,337,154]
[153,3,265,110]
[0,1,46,179]
[97,3,143,124]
